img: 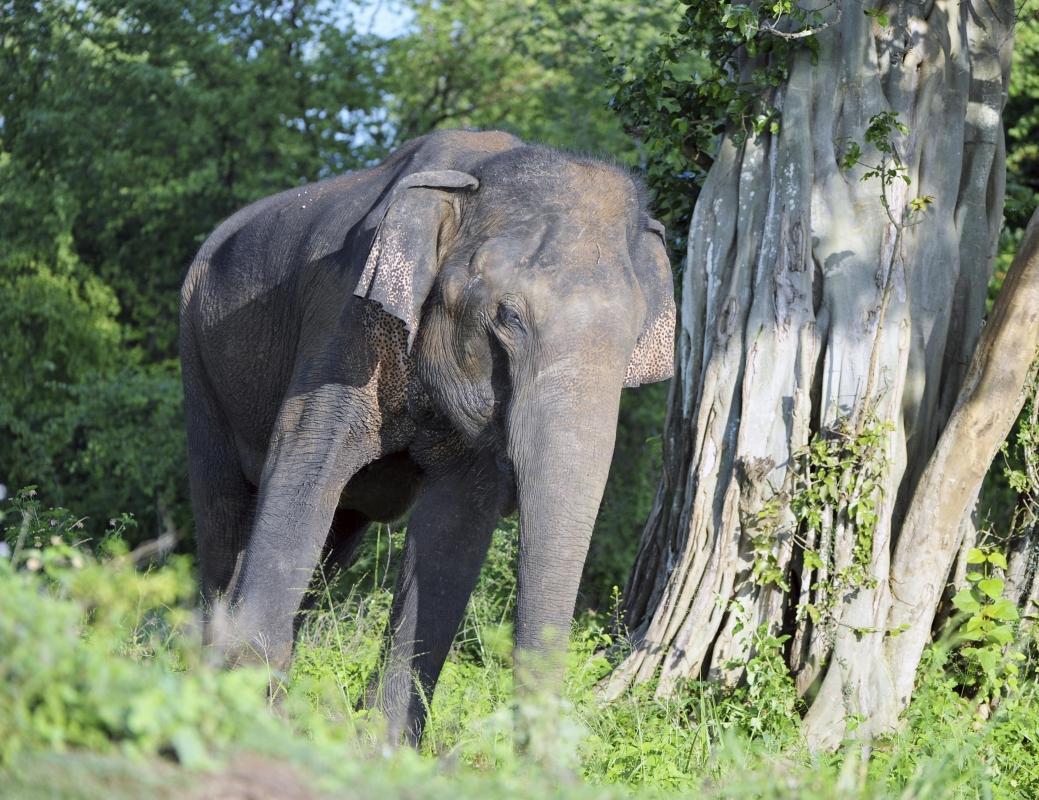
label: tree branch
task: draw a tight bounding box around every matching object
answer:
[884,206,1039,709]
[759,1,842,40]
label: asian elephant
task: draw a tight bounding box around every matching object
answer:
[179,129,675,743]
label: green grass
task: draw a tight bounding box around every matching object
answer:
[1,496,1038,799]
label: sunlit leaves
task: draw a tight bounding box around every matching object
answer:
[952,546,1023,701]
[604,0,825,247]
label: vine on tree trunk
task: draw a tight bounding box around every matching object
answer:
[789,414,890,636]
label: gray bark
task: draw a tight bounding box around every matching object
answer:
[608,0,1021,747]
[1004,379,1039,627]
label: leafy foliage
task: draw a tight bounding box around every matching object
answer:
[3,494,1039,798]
[1004,8,1039,230]
[1001,370,1039,538]
[950,546,1024,702]
[0,267,187,541]
[604,0,825,244]
[0,491,273,767]
[791,415,892,629]
[385,0,675,157]
[840,111,934,225]
[0,0,385,356]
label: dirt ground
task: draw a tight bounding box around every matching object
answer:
[1,751,329,800]
[188,754,323,800]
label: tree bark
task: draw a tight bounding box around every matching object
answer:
[806,207,1039,746]
[607,0,1023,747]
[1005,386,1039,631]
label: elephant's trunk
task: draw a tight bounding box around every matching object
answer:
[507,360,624,689]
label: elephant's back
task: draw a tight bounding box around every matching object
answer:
[182,129,524,322]
[182,171,382,322]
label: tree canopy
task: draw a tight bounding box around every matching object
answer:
[0,0,673,572]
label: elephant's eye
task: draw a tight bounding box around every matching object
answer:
[495,300,525,331]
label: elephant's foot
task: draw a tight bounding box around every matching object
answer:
[364,665,426,747]
[204,598,294,678]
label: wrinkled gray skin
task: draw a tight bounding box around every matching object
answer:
[180,130,675,744]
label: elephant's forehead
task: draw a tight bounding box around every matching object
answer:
[480,154,641,217]
[473,219,631,277]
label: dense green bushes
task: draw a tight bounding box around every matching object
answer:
[2,491,1038,798]
[0,495,270,767]
[0,268,188,543]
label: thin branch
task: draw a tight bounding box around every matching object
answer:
[119,499,180,567]
[759,0,842,40]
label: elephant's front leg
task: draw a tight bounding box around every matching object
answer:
[368,454,507,744]
[220,386,380,672]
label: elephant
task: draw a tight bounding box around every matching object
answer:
[179,129,675,743]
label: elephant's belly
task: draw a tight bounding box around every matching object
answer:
[338,450,424,522]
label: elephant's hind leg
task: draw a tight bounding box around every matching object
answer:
[183,354,255,609]
[325,508,372,575]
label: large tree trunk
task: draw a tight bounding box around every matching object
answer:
[606,0,1022,746]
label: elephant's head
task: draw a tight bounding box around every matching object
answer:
[355,146,675,667]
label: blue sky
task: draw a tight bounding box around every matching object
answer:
[357,1,414,37]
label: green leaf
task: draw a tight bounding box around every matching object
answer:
[952,588,981,615]
[966,548,987,564]
[987,551,1009,569]
[973,646,1002,677]
[909,194,934,212]
[841,140,862,170]
[986,599,1019,622]
[978,577,1004,601]
[863,8,890,26]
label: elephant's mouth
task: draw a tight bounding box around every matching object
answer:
[411,375,497,444]
[457,391,497,440]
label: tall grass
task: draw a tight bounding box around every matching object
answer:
[1,492,1037,799]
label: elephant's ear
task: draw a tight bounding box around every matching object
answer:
[624,218,676,388]
[354,170,479,351]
